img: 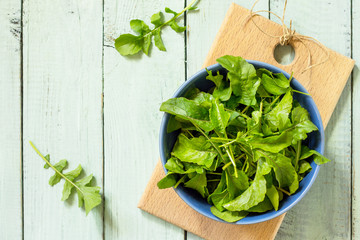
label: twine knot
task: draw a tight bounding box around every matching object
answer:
[248,0,329,73]
[279,24,295,46]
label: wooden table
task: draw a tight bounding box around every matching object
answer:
[0,0,358,239]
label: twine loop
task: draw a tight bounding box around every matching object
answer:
[248,0,330,72]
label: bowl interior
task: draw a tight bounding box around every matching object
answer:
[159,61,325,224]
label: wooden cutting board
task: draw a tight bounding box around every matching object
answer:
[138,3,354,240]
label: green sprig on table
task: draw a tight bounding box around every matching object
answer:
[30,141,102,215]
[115,0,198,56]
[157,55,331,222]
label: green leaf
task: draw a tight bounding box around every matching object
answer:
[225,169,249,198]
[150,12,164,27]
[153,28,166,51]
[247,196,274,212]
[142,34,151,55]
[115,34,143,56]
[310,150,331,165]
[165,7,186,32]
[258,151,297,189]
[210,99,231,135]
[261,72,290,95]
[184,172,208,198]
[265,90,292,131]
[62,164,82,201]
[44,154,51,168]
[190,92,214,109]
[172,134,217,168]
[249,111,318,153]
[266,185,279,211]
[130,19,150,35]
[216,55,260,106]
[206,69,223,87]
[30,142,102,215]
[74,175,102,215]
[213,83,232,102]
[210,206,248,222]
[289,173,299,194]
[114,2,198,57]
[223,173,266,211]
[49,159,68,186]
[298,160,312,174]
[208,172,226,204]
[160,97,214,131]
[206,70,232,101]
[157,173,177,189]
[210,189,231,211]
[165,157,185,173]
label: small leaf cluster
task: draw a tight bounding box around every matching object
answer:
[115,2,197,56]
[30,142,102,215]
[157,55,330,222]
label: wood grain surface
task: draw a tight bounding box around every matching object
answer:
[352,0,360,238]
[103,0,185,239]
[0,1,22,239]
[138,3,354,240]
[1,0,359,239]
[22,0,104,238]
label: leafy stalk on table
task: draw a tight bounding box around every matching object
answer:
[157,55,331,222]
[29,141,102,215]
[115,0,198,56]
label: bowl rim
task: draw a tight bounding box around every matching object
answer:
[159,60,325,224]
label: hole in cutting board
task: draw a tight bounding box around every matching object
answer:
[274,44,295,65]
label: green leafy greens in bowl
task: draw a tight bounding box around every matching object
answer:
[157,55,330,223]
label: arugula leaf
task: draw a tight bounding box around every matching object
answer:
[184,172,208,198]
[172,134,217,168]
[309,150,331,165]
[247,196,274,213]
[30,142,101,215]
[298,160,312,174]
[160,97,214,131]
[260,71,290,95]
[266,185,279,211]
[223,173,266,211]
[217,55,260,106]
[158,173,177,189]
[225,169,249,198]
[210,99,230,135]
[265,90,292,131]
[115,0,198,56]
[210,206,248,222]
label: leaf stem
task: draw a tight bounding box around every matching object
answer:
[222,162,232,170]
[193,123,226,164]
[29,141,83,194]
[292,89,311,96]
[207,179,221,182]
[241,105,250,114]
[207,172,222,176]
[276,186,291,196]
[174,175,186,188]
[144,0,197,38]
[225,147,238,178]
[294,141,301,171]
[265,94,281,114]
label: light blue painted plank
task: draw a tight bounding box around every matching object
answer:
[103,0,186,239]
[352,0,360,238]
[0,0,22,239]
[269,0,352,239]
[22,0,104,239]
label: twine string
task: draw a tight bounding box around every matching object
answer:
[249,0,330,72]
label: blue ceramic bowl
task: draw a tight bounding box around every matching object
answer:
[159,60,324,224]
